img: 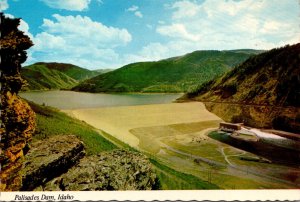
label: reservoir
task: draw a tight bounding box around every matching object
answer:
[20,90,182,109]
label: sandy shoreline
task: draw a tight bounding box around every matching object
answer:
[63,102,222,147]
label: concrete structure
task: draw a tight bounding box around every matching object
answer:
[231,130,259,142]
[219,122,242,132]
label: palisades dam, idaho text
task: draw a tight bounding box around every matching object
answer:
[14,194,74,201]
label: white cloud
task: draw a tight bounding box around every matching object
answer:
[19,19,35,41]
[260,20,282,34]
[3,13,14,19]
[40,0,91,11]
[157,23,200,41]
[40,14,131,46]
[124,43,170,63]
[0,0,8,11]
[123,40,199,65]
[134,11,143,18]
[156,0,300,50]
[126,5,143,18]
[170,0,200,19]
[124,0,299,66]
[34,32,66,50]
[29,14,132,69]
[126,5,139,12]
[21,0,300,70]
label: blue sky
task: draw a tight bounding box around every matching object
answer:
[1,0,299,69]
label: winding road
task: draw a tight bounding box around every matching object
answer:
[160,142,299,187]
[221,147,246,166]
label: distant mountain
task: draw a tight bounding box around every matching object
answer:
[181,43,300,133]
[72,50,260,93]
[31,62,100,81]
[21,62,101,91]
[93,69,114,74]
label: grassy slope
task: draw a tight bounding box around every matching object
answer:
[28,101,218,189]
[22,64,78,91]
[185,44,300,106]
[21,62,101,91]
[28,101,117,155]
[150,158,218,189]
[34,62,100,81]
[73,50,259,93]
[183,43,300,133]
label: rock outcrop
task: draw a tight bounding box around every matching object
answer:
[0,13,35,191]
[33,149,158,191]
[21,135,85,190]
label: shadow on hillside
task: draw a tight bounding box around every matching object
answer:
[208,131,300,167]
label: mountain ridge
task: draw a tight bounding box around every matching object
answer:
[181,43,300,133]
[21,62,103,91]
[72,49,261,93]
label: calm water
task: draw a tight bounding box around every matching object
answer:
[20,90,182,110]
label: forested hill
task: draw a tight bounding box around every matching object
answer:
[184,44,300,107]
[72,50,260,93]
[182,43,300,133]
[21,62,102,91]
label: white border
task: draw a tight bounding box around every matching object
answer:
[1,190,300,201]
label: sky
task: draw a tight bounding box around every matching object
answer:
[1,0,299,69]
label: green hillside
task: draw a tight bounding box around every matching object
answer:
[182,43,300,133]
[33,62,100,81]
[73,50,260,93]
[21,64,78,90]
[21,62,101,91]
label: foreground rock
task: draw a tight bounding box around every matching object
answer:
[42,150,158,191]
[21,135,85,190]
[0,14,35,191]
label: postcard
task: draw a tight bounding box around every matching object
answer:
[0,0,299,201]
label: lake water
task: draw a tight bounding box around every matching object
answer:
[20,90,182,109]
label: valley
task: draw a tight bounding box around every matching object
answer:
[2,3,299,197]
[18,44,300,190]
[63,101,300,189]
[21,90,300,189]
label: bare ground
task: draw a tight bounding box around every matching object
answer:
[63,102,299,189]
[63,102,221,147]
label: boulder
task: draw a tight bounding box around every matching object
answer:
[43,150,158,191]
[21,135,85,190]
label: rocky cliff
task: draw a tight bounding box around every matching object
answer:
[0,13,36,191]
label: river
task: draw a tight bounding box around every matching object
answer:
[20,90,182,110]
